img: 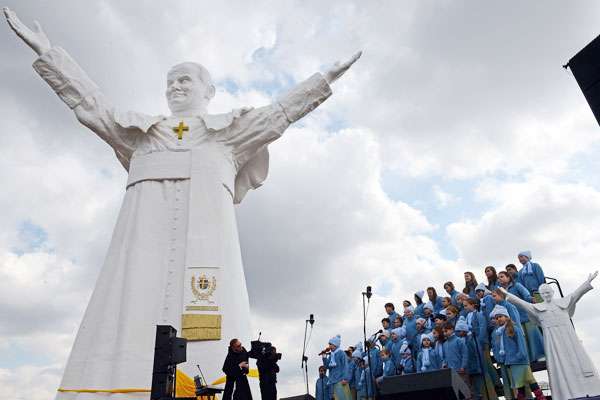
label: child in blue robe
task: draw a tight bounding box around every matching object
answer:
[427,287,445,313]
[414,318,427,353]
[322,335,352,400]
[403,306,417,347]
[358,358,375,400]
[417,333,441,372]
[389,327,404,372]
[392,315,403,329]
[363,341,382,378]
[422,302,435,332]
[414,290,425,317]
[348,350,362,400]
[516,250,545,300]
[455,317,486,400]
[398,342,415,374]
[442,323,467,376]
[432,326,446,367]
[380,317,391,332]
[498,272,544,362]
[384,303,400,328]
[381,349,396,377]
[464,297,499,399]
[463,271,479,299]
[485,266,500,291]
[316,366,333,400]
[490,306,546,400]
[444,281,461,306]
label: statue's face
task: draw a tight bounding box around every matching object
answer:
[166,64,211,114]
[539,284,554,303]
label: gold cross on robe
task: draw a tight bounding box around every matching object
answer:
[172,121,189,140]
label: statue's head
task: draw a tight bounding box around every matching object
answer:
[538,283,554,303]
[166,62,215,116]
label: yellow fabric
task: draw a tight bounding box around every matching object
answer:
[210,369,259,385]
[57,368,259,396]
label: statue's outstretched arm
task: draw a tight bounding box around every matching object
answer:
[569,270,598,309]
[499,287,535,314]
[4,8,135,166]
[4,7,51,56]
[323,51,362,85]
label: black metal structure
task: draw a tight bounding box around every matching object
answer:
[378,368,470,400]
[566,34,600,126]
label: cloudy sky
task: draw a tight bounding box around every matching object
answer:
[2,1,600,398]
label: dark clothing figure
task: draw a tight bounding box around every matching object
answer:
[222,347,253,400]
[256,355,280,400]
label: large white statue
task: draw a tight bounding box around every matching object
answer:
[501,271,600,400]
[4,7,361,398]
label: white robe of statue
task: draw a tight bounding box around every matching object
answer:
[3,7,361,399]
[503,272,600,400]
[35,48,332,397]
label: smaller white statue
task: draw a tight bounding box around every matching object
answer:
[501,271,600,400]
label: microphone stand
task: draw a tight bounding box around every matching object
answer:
[362,286,376,400]
[301,314,313,398]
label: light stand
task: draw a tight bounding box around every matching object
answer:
[301,313,314,398]
[361,286,376,400]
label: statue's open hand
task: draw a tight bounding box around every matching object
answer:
[324,51,362,85]
[3,7,51,56]
[588,270,598,284]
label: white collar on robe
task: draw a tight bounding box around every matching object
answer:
[112,108,269,205]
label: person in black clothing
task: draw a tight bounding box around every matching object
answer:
[222,338,252,400]
[255,346,280,400]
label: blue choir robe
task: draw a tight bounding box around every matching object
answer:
[497,299,522,325]
[517,262,545,295]
[363,348,382,378]
[323,350,349,384]
[479,294,496,332]
[346,359,358,389]
[417,348,442,372]
[465,285,477,299]
[352,363,363,392]
[442,334,468,371]
[487,280,500,291]
[463,334,482,375]
[387,310,400,326]
[316,376,332,400]
[400,356,415,374]
[431,296,445,313]
[415,303,425,318]
[404,316,417,345]
[382,358,396,377]
[467,311,488,348]
[413,330,425,354]
[358,367,376,398]
[448,289,461,306]
[434,341,445,367]
[491,325,529,366]
[390,339,402,371]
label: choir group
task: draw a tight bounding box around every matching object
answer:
[316,251,548,400]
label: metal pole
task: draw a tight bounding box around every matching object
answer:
[362,291,376,400]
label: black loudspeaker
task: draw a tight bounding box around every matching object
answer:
[379,369,471,400]
[568,34,600,127]
[151,325,188,400]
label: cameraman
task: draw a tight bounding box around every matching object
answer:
[255,346,280,400]
[222,338,252,400]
